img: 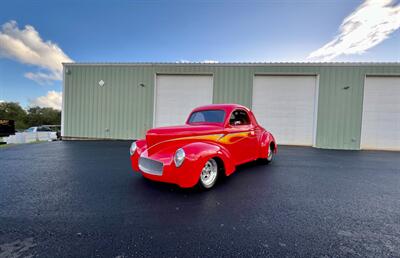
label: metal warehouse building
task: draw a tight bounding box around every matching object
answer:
[62,62,400,151]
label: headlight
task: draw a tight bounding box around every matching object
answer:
[130,141,137,155]
[174,148,185,167]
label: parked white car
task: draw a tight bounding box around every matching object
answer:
[4,126,58,144]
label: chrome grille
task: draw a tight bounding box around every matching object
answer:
[139,157,163,176]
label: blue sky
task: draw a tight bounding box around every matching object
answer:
[0,0,399,109]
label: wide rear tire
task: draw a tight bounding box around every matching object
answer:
[266,145,273,162]
[259,144,274,164]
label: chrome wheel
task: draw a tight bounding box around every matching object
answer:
[267,145,273,162]
[200,159,218,188]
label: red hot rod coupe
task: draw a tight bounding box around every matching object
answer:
[130,104,277,189]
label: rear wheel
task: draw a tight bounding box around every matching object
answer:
[199,158,218,189]
[259,144,274,164]
[266,144,273,162]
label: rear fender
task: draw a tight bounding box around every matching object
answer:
[259,132,277,159]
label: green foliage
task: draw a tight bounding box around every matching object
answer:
[0,102,28,129]
[0,102,61,129]
[25,106,61,127]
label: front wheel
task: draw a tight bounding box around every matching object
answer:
[199,158,218,189]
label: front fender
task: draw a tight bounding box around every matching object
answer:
[182,142,236,177]
[130,139,146,172]
[131,140,236,188]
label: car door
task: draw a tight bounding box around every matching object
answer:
[224,109,259,165]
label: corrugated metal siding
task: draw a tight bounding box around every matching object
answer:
[63,63,400,150]
[64,66,154,139]
[213,67,253,106]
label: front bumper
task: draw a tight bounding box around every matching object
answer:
[130,151,203,188]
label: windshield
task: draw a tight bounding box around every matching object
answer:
[188,110,226,124]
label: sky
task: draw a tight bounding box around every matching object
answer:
[0,0,399,109]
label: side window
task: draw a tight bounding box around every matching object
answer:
[25,127,35,132]
[229,109,250,126]
[38,127,52,132]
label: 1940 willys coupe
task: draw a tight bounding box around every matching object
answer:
[130,104,277,189]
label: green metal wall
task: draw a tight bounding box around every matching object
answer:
[63,63,400,150]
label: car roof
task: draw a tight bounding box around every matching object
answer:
[191,104,250,113]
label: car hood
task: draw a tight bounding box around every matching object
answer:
[146,124,224,148]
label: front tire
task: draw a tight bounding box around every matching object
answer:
[199,158,218,189]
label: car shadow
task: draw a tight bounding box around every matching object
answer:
[129,159,273,195]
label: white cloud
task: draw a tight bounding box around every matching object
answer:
[176,60,191,63]
[176,59,219,63]
[201,60,219,63]
[29,91,62,110]
[308,0,400,61]
[0,20,73,84]
[24,72,61,85]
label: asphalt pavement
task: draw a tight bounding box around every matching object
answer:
[1,141,400,257]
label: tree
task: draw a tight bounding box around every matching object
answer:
[25,107,61,127]
[0,102,27,129]
[0,102,61,130]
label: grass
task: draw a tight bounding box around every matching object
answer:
[0,143,13,148]
[0,140,50,149]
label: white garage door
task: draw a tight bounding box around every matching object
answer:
[252,75,318,146]
[361,76,400,150]
[155,75,213,127]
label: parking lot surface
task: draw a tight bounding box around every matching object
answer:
[1,141,400,257]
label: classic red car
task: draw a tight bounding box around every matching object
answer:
[130,104,277,189]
